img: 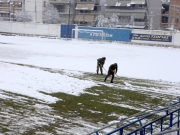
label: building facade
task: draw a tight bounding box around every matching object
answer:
[0,0,43,23]
[168,0,180,30]
[147,0,162,30]
[49,0,102,26]
[1,0,178,30]
[25,0,44,23]
[161,0,170,30]
[104,0,147,29]
[0,0,22,21]
[49,0,75,25]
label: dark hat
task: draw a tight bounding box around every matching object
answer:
[102,57,106,59]
[114,63,117,66]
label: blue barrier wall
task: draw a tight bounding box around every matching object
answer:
[61,24,75,38]
[78,26,132,42]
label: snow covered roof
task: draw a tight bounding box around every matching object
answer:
[161,0,170,3]
[106,0,145,7]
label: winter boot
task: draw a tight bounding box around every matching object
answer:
[104,75,108,82]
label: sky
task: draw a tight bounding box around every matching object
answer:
[0,35,180,103]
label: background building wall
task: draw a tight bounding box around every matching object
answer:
[0,0,22,21]
[161,0,170,30]
[25,0,43,23]
[1,0,179,31]
[169,0,180,30]
[25,0,35,22]
[147,0,162,30]
[99,0,106,16]
[36,0,43,23]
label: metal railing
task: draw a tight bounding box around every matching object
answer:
[152,128,180,135]
[87,98,180,135]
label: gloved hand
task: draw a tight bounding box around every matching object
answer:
[112,70,116,73]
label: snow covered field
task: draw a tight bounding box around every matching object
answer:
[0,35,180,100]
[0,35,180,134]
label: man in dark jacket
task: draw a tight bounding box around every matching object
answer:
[97,57,106,75]
[104,63,118,83]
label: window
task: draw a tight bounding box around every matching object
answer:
[134,19,144,22]
[162,16,168,23]
[56,5,65,12]
[80,0,92,2]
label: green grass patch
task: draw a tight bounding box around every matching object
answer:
[48,84,169,124]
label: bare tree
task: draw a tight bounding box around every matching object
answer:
[14,11,32,22]
[96,14,119,28]
[96,15,109,27]
[43,3,61,24]
[109,13,119,27]
[96,15,105,27]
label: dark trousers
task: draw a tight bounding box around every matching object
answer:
[97,63,103,74]
[104,70,114,83]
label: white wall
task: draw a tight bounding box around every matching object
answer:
[0,21,179,46]
[0,21,60,37]
[0,22,12,33]
[131,29,178,46]
[173,32,180,46]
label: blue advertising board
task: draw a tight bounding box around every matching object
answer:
[61,24,75,38]
[78,27,132,42]
[130,33,172,42]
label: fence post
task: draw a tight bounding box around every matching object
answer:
[140,128,144,135]
[119,129,123,135]
[178,109,180,135]
[137,116,143,127]
[166,110,168,115]
[161,119,163,131]
[151,123,153,134]
[170,113,173,127]
[137,116,144,135]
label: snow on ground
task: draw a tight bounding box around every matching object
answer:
[0,62,96,103]
[0,35,180,103]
